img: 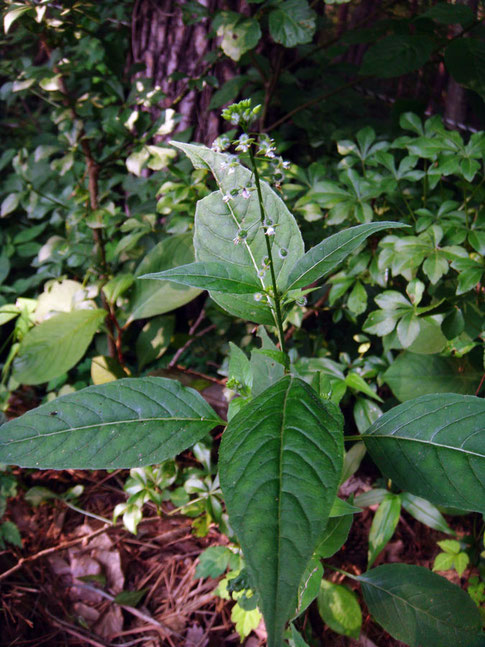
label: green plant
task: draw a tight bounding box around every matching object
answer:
[0,100,484,647]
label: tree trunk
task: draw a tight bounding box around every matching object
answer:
[131,0,237,144]
[444,0,477,127]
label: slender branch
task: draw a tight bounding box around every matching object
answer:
[0,524,111,582]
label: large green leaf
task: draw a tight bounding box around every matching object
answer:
[12,309,106,385]
[362,394,485,514]
[128,234,201,323]
[268,0,316,48]
[0,377,221,469]
[172,142,304,325]
[358,564,484,647]
[219,376,343,647]
[384,352,483,402]
[360,35,434,78]
[140,261,261,294]
[286,222,404,291]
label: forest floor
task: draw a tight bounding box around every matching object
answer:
[0,389,476,647]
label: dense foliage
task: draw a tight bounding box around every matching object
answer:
[0,1,484,646]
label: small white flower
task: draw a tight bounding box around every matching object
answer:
[282,161,290,169]
[222,193,232,203]
[241,187,251,199]
[254,292,263,302]
[233,236,241,245]
[265,226,276,236]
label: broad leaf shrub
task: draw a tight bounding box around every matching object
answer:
[1,101,484,647]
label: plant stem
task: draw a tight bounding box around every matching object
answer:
[321,562,358,581]
[247,145,289,371]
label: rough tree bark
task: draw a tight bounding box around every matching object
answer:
[131,0,241,144]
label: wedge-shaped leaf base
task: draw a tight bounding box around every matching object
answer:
[141,261,262,294]
[0,377,221,469]
[362,393,485,513]
[219,376,344,647]
[358,564,484,647]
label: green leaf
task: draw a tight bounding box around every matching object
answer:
[1,193,20,217]
[341,442,367,482]
[172,142,304,325]
[0,520,22,547]
[432,552,455,572]
[347,281,367,315]
[293,556,324,619]
[468,231,485,256]
[345,372,382,402]
[368,493,401,567]
[91,355,126,385]
[361,35,434,78]
[287,222,404,291]
[315,514,353,559]
[114,588,148,607]
[317,580,362,639]
[384,352,482,401]
[128,234,201,323]
[4,4,32,33]
[231,603,262,641]
[215,12,261,61]
[141,261,262,294]
[441,308,465,340]
[12,309,106,385]
[362,393,485,514]
[195,546,233,579]
[228,342,252,392]
[250,349,285,398]
[290,624,311,647]
[354,488,389,508]
[330,497,361,517]
[423,253,449,284]
[358,564,484,647]
[268,0,316,47]
[400,493,454,535]
[0,377,221,469]
[219,376,343,647]
[437,539,461,555]
[353,398,383,434]
[396,312,420,347]
[135,315,174,370]
[425,3,473,25]
[453,552,470,577]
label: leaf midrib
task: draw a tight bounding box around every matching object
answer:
[275,377,292,636]
[1,416,220,445]
[363,434,484,458]
[288,223,395,290]
[362,577,479,633]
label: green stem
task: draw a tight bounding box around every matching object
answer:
[321,562,358,581]
[64,500,113,526]
[247,144,289,372]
